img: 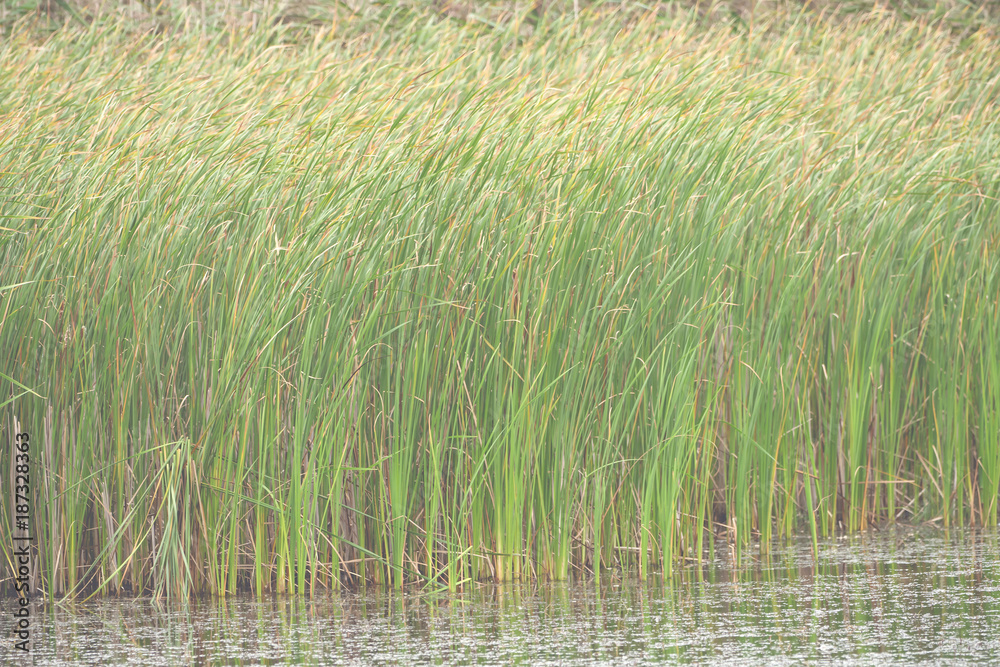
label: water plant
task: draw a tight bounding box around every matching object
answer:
[1,5,998,597]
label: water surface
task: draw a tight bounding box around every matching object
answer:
[8,527,999,665]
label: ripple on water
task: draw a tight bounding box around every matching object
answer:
[7,527,1000,666]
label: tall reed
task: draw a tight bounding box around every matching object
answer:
[1,7,998,597]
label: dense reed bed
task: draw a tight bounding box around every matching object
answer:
[1,7,999,598]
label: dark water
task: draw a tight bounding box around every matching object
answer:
[5,528,999,665]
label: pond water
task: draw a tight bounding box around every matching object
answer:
[7,527,999,665]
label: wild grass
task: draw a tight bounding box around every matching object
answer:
[1,5,999,597]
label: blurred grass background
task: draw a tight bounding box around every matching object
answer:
[2,0,998,36]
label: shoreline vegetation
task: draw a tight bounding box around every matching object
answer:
[1,1,999,598]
